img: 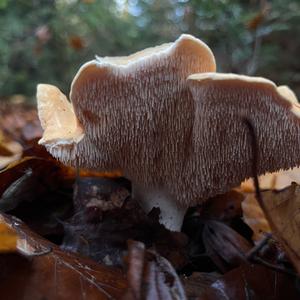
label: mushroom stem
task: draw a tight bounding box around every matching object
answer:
[132,185,186,231]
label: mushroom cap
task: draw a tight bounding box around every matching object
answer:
[277,85,298,104]
[188,72,276,85]
[69,34,216,130]
[38,34,216,177]
[70,33,216,97]
[37,84,84,146]
[186,72,300,203]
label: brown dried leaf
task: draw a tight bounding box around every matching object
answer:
[240,168,300,244]
[0,157,64,199]
[260,183,300,274]
[203,190,244,222]
[181,272,221,299]
[242,193,271,243]
[0,139,22,169]
[0,103,42,143]
[200,264,300,300]
[0,213,127,300]
[0,143,13,156]
[0,157,74,237]
[202,221,252,272]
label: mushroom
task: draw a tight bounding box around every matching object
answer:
[37,34,216,231]
[37,35,300,231]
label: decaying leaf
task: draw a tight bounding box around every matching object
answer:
[202,221,252,272]
[0,213,127,300]
[0,139,22,169]
[0,102,42,143]
[260,183,300,274]
[181,272,221,299]
[202,190,244,222]
[242,193,271,243]
[240,167,300,243]
[0,143,13,156]
[200,264,300,300]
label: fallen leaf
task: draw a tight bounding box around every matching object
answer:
[181,272,221,299]
[0,213,127,300]
[0,102,42,143]
[202,190,244,222]
[0,157,66,200]
[0,157,74,237]
[0,220,17,252]
[0,139,22,169]
[260,183,300,274]
[202,221,252,272]
[200,264,300,300]
[242,193,271,243]
[0,143,13,156]
[239,168,300,244]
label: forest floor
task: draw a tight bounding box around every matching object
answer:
[0,101,299,300]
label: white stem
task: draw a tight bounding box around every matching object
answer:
[132,185,186,231]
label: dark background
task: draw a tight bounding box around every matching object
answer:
[0,0,299,101]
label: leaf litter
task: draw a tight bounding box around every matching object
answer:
[0,102,300,299]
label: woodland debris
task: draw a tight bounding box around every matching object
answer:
[259,183,300,274]
[0,213,128,300]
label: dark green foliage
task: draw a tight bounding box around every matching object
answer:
[0,0,299,99]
